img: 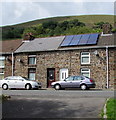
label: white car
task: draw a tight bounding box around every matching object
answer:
[0,76,41,90]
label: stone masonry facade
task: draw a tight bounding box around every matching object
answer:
[12,47,116,89]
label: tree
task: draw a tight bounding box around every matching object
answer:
[58,21,69,30]
[94,22,112,29]
[68,19,85,28]
[42,21,58,30]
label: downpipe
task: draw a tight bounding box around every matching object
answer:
[106,46,109,89]
[12,52,14,76]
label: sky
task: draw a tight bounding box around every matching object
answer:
[0,0,115,26]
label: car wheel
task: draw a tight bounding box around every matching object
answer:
[54,84,61,90]
[2,84,8,90]
[81,84,87,90]
[25,84,31,90]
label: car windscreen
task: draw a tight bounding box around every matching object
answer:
[22,77,29,80]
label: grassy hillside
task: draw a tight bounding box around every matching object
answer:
[7,15,114,28]
[1,15,115,40]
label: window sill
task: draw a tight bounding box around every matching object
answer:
[81,63,91,66]
[28,64,36,65]
[0,73,4,75]
[28,64,37,68]
[0,66,5,68]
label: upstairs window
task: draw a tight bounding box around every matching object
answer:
[81,52,90,64]
[0,56,5,68]
[28,55,36,65]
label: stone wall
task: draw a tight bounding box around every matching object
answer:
[13,48,115,89]
[4,55,12,77]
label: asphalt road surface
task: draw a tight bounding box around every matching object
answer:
[1,89,115,98]
[1,89,115,119]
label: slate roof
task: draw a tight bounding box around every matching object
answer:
[14,33,115,53]
[15,36,65,53]
[0,39,23,54]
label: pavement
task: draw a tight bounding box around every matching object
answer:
[1,89,115,119]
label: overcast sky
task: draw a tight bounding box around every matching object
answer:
[0,0,115,26]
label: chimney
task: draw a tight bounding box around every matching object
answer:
[102,24,112,34]
[23,33,35,41]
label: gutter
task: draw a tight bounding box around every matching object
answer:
[12,52,14,76]
[14,45,116,54]
[106,46,109,89]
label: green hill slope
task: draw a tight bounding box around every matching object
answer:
[1,15,115,40]
[9,15,114,28]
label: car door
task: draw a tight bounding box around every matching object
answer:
[62,76,74,88]
[6,77,16,88]
[15,79,25,88]
[73,76,84,88]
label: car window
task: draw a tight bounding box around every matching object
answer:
[18,79,24,81]
[74,76,84,80]
[22,77,29,80]
[4,77,9,80]
[6,78,13,80]
[65,76,74,81]
[5,77,17,80]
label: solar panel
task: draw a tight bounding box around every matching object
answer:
[60,33,99,47]
[78,34,90,45]
[87,33,99,45]
[69,35,82,46]
[60,35,73,47]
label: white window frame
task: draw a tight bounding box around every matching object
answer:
[28,68,36,80]
[0,56,5,68]
[81,68,90,78]
[28,55,36,65]
[81,52,90,64]
[0,68,4,79]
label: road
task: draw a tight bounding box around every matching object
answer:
[1,89,115,119]
[2,89,115,98]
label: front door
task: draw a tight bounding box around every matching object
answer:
[47,68,55,88]
[60,68,68,81]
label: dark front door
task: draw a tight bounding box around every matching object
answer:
[47,68,55,88]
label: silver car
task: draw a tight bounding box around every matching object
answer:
[0,76,41,90]
[51,76,96,90]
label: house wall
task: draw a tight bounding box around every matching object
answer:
[14,48,115,89]
[4,55,12,78]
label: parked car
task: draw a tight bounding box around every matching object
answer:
[0,76,41,90]
[51,76,96,90]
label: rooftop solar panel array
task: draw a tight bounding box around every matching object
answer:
[60,35,73,47]
[78,34,90,45]
[69,35,81,46]
[87,33,99,45]
[60,33,99,47]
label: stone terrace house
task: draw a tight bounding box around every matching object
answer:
[0,39,23,79]
[14,33,116,89]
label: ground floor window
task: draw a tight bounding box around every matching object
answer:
[60,68,68,81]
[28,68,36,80]
[0,56,5,68]
[81,68,90,78]
[0,68,4,79]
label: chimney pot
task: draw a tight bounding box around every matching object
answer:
[102,24,111,34]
